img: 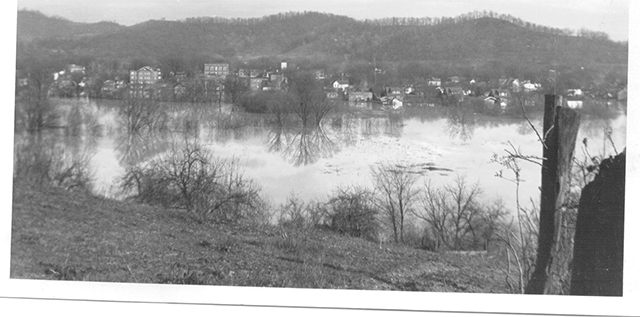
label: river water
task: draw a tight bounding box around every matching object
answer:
[17,98,626,213]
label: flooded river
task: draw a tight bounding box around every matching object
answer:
[15,98,626,212]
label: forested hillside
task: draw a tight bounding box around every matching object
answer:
[15,9,628,87]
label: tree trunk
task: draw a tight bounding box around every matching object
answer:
[526,95,580,294]
[570,151,625,296]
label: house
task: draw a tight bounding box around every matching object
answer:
[175,71,187,82]
[567,89,584,98]
[53,77,78,97]
[412,85,432,98]
[281,60,288,70]
[130,66,162,85]
[204,63,229,78]
[427,77,441,86]
[484,96,499,109]
[101,80,117,94]
[250,69,264,78]
[67,64,85,74]
[333,80,350,90]
[348,91,373,102]
[511,79,521,92]
[445,86,465,97]
[448,76,460,84]
[173,83,188,99]
[386,87,403,96]
[128,84,157,99]
[238,68,250,78]
[381,96,403,109]
[567,100,583,109]
[250,78,268,91]
[268,73,288,91]
[404,86,415,94]
[325,89,340,99]
[497,89,511,99]
[523,82,540,92]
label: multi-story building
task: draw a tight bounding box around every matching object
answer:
[204,63,230,78]
[130,66,162,85]
[129,66,162,99]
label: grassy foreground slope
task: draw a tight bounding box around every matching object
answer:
[11,183,509,293]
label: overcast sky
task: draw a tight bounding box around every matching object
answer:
[15,0,630,42]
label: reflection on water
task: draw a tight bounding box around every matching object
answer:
[283,125,338,166]
[15,98,627,209]
[115,130,170,167]
[267,119,338,166]
[446,107,476,142]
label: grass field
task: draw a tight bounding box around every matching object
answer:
[11,183,510,293]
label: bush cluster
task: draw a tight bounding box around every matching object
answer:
[13,138,94,192]
[121,141,266,223]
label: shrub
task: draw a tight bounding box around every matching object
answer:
[121,140,265,223]
[325,186,378,241]
[13,137,94,192]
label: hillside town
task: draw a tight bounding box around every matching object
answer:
[19,59,628,112]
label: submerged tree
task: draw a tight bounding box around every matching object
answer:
[224,75,250,105]
[287,71,333,127]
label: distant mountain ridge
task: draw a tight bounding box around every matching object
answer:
[16,10,627,68]
[17,10,125,41]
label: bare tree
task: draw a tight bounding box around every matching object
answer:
[224,75,249,105]
[287,71,333,127]
[413,176,490,250]
[117,95,168,132]
[15,55,61,132]
[370,162,419,243]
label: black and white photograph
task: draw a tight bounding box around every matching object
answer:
[1,0,637,315]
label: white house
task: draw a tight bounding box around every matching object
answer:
[567,89,584,98]
[333,80,349,90]
[567,100,583,109]
[523,82,539,92]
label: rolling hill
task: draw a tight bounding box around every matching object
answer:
[15,10,628,78]
[17,10,125,42]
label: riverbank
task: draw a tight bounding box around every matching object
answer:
[11,182,509,292]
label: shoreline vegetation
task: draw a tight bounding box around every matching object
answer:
[11,181,509,292]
